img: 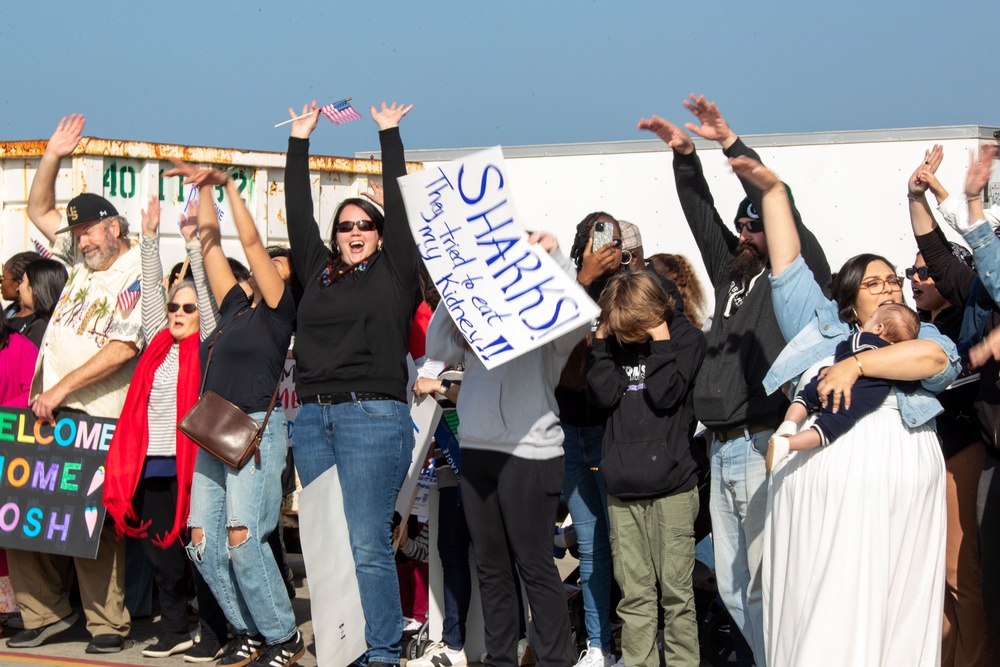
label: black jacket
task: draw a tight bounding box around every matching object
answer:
[587,305,706,500]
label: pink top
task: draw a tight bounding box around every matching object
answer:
[0,333,38,408]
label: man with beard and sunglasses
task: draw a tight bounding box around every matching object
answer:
[639,96,829,667]
[5,115,143,656]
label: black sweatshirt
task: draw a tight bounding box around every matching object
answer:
[916,228,995,455]
[672,139,831,430]
[587,308,706,500]
[284,129,421,401]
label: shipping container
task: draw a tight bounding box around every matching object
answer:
[0,137,424,272]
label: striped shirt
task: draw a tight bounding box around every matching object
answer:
[140,234,219,457]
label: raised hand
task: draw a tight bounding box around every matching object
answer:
[140,196,160,237]
[179,197,198,242]
[45,114,86,158]
[370,102,413,131]
[907,145,944,197]
[966,143,997,199]
[636,115,695,155]
[164,159,228,187]
[362,180,385,208]
[290,101,320,140]
[577,236,619,286]
[682,94,735,146]
[729,156,781,192]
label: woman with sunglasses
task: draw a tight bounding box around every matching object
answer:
[102,197,229,660]
[284,101,418,667]
[724,156,959,666]
[904,149,995,666]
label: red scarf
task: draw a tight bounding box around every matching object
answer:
[103,329,200,548]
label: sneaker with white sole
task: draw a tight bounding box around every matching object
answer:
[573,645,616,667]
[408,642,468,667]
[249,630,305,667]
[218,633,264,667]
[142,631,195,658]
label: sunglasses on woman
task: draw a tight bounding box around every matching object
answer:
[905,266,929,281]
[735,219,764,234]
[167,303,197,314]
[335,219,377,233]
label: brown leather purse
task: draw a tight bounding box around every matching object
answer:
[178,326,281,469]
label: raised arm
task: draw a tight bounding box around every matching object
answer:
[139,196,168,342]
[180,203,220,341]
[907,145,945,238]
[225,179,286,308]
[165,162,236,306]
[642,319,706,411]
[729,157,799,275]
[370,102,417,282]
[27,115,86,244]
[638,114,735,287]
[286,101,329,281]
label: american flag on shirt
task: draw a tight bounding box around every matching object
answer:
[320,99,362,125]
[32,239,53,259]
[117,279,141,312]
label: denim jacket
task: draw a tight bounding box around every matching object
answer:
[763,255,961,428]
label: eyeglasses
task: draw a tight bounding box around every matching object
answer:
[335,219,377,233]
[735,219,764,234]
[167,303,197,314]
[905,266,929,281]
[860,276,904,295]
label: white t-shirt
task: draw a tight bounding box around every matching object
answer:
[30,244,145,418]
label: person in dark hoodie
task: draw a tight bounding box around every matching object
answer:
[587,271,706,667]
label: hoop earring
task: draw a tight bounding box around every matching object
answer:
[621,250,633,266]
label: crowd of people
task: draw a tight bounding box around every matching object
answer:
[0,94,995,667]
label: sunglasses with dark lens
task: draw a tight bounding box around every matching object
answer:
[735,219,764,234]
[905,266,930,281]
[167,303,197,314]
[335,219,377,233]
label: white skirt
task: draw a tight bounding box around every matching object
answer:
[763,395,946,666]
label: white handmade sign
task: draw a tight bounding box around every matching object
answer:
[399,146,599,369]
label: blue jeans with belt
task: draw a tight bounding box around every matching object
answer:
[186,408,296,644]
[562,423,613,652]
[293,398,415,664]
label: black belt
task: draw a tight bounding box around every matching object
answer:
[711,423,773,442]
[300,392,396,406]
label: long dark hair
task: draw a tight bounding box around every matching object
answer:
[830,253,898,326]
[0,310,11,351]
[24,259,68,320]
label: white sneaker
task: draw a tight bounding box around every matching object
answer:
[573,645,615,667]
[408,642,468,667]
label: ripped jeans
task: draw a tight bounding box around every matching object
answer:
[186,408,296,644]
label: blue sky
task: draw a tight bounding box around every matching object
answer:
[2,1,996,157]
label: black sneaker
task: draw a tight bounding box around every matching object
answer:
[184,637,226,663]
[86,633,126,654]
[6,611,79,648]
[219,633,265,667]
[143,631,195,658]
[250,631,305,667]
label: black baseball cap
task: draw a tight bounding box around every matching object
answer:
[56,193,119,234]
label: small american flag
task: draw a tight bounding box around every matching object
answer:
[117,279,141,312]
[32,239,53,259]
[320,99,362,125]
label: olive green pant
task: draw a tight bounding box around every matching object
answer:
[608,487,699,667]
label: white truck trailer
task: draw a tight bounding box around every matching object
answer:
[395,125,1000,311]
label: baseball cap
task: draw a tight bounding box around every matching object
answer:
[56,193,119,234]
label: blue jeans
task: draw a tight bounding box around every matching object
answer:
[293,399,415,664]
[709,429,770,667]
[186,408,296,644]
[438,485,471,650]
[562,424,613,652]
